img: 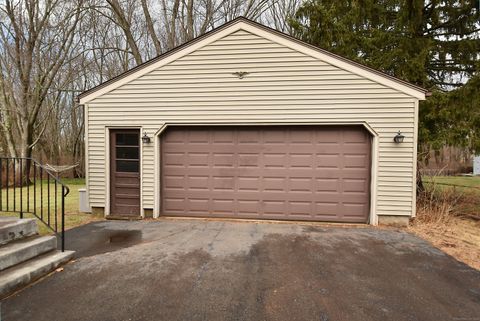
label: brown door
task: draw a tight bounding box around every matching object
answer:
[161,126,371,223]
[110,129,140,216]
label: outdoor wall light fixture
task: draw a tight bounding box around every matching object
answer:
[142,132,151,144]
[393,131,405,143]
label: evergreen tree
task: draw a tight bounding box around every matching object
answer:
[421,73,480,153]
[290,0,480,152]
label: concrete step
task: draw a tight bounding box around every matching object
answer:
[0,218,38,245]
[0,235,57,271]
[0,250,74,299]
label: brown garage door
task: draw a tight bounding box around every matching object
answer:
[161,126,371,223]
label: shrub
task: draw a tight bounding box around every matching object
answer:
[414,178,465,225]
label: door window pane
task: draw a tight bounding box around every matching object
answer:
[116,160,139,172]
[116,133,139,146]
[116,147,139,160]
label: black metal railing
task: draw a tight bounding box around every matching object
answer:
[0,157,70,251]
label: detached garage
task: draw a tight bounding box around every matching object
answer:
[78,17,428,225]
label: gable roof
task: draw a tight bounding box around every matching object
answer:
[78,17,429,104]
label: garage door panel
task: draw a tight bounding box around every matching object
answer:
[342,193,370,203]
[263,153,288,168]
[186,175,209,189]
[316,153,342,168]
[343,178,369,192]
[315,202,341,215]
[212,130,235,143]
[237,129,262,143]
[289,177,314,192]
[343,129,370,142]
[163,197,186,212]
[263,129,287,143]
[344,154,370,168]
[232,145,265,154]
[237,199,259,214]
[212,153,235,167]
[188,129,210,143]
[164,175,185,190]
[316,178,340,192]
[289,202,314,216]
[314,141,345,150]
[161,126,371,223]
[313,170,343,179]
[343,203,369,217]
[162,152,186,167]
[186,152,210,166]
[345,141,370,149]
[289,154,315,168]
[171,145,210,153]
[163,130,187,143]
[238,153,261,167]
[211,199,235,214]
[263,177,287,192]
[188,199,210,213]
[315,130,342,143]
[311,192,345,202]
[289,129,315,143]
[212,176,235,191]
[237,176,261,191]
[263,200,288,215]
[285,145,318,154]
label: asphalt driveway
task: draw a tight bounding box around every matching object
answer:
[3,220,480,321]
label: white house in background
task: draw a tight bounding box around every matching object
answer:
[77,17,429,226]
[474,156,480,175]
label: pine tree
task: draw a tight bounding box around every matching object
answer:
[290,0,480,152]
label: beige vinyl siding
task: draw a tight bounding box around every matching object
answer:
[86,29,418,218]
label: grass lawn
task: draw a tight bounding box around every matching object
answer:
[410,175,480,270]
[424,175,480,190]
[0,178,100,235]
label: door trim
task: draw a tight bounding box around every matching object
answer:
[105,127,143,217]
[153,121,378,224]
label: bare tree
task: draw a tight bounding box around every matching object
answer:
[105,0,286,63]
[263,0,302,34]
[0,0,84,182]
[105,0,144,65]
[141,0,162,54]
[0,0,302,178]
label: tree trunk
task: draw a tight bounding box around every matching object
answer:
[141,0,162,55]
[107,0,144,65]
[14,134,33,186]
